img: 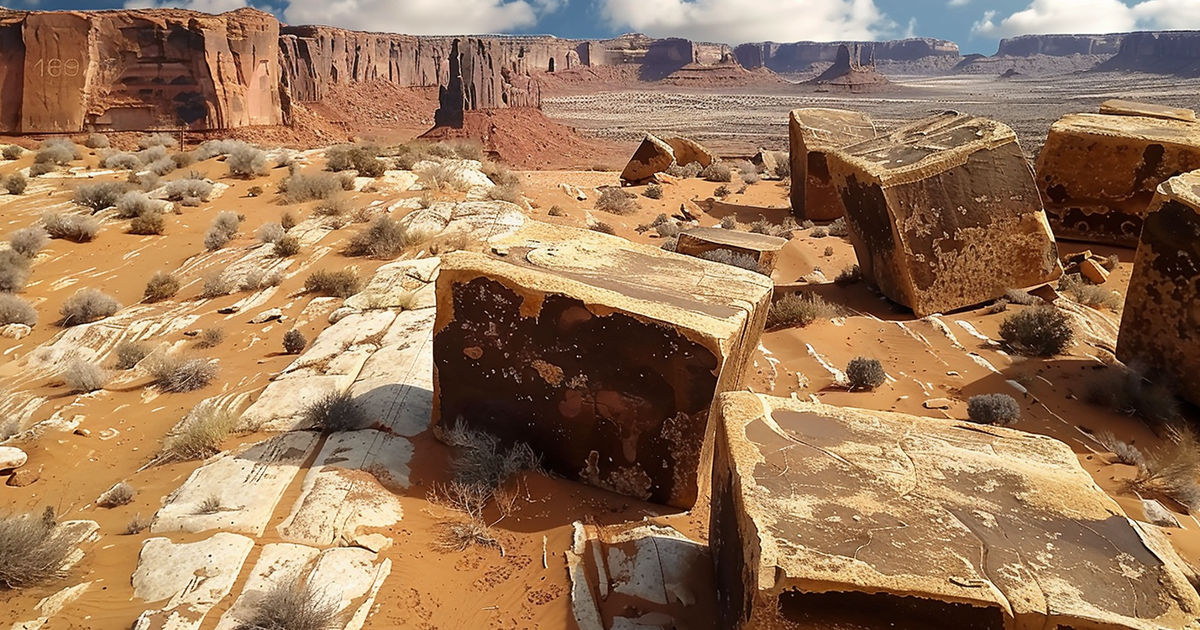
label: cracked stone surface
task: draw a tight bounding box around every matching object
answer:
[131,533,255,630]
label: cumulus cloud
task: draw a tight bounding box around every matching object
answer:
[282,0,546,35]
[601,0,895,43]
[948,0,971,5]
[973,0,1200,37]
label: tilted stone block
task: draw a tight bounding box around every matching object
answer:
[663,136,715,167]
[827,111,1061,316]
[621,133,676,185]
[711,392,1200,630]
[1036,112,1200,245]
[1099,99,1196,123]
[788,107,876,221]
[1118,170,1200,406]
[675,226,786,274]
[432,221,772,508]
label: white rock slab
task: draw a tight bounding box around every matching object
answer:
[239,375,353,432]
[152,432,318,535]
[0,445,27,470]
[349,309,435,436]
[280,310,397,381]
[308,547,392,613]
[212,543,322,630]
[343,258,440,312]
[131,533,254,630]
[399,200,525,244]
[9,582,91,630]
[276,429,411,546]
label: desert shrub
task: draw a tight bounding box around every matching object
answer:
[1085,365,1179,425]
[313,195,351,217]
[145,354,218,393]
[195,327,226,349]
[35,139,80,165]
[123,514,150,535]
[719,215,737,229]
[773,159,791,179]
[1127,426,1200,512]
[283,329,307,355]
[482,160,518,188]
[138,133,177,150]
[655,221,682,238]
[283,171,340,203]
[967,393,1021,426]
[713,184,731,198]
[338,171,357,191]
[236,575,341,630]
[700,248,762,274]
[1003,288,1039,305]
[131,171,160,192]
[701,162,732,182]
[103,152,140,170]
[666,161,703,178]
[204,211,241,251]
[1096,431,1146,467]
[257,222,285,245]
[145,156,176,176]
[766,292,838,329]
[115,191,159,219]
[62,358,108,393]
[327,144,385,177]
[643,183,663,199]
[227,143,267,178]
[162,403,237,461]
[0,250,29,293]
[845,356,886,390]
[59,289,120,326]
[660,236,679,251]
[1059,273,1122,310]
[240,268,284,292]
[486,183,524,206]
[590,222,616,235]
[9,227,48,258]
[136,145,169,166]
[736,161,760,184]
[114,341,151,370]
[193,139,242,161]
[748,218,795,238]
[274,235,301,257]
[0,294,36,326]
[280,211,298,231]
[164,178,213,202]
[595,187,639,215]
[344,216,408,259]
[2,145,23,160]
[302,390,369,433]
[827,218,850,237]
[200,272,235,298]
[171,152,196,169]
[304,269,361,298]
[96,482,134,508]
[143,271,180,303]
[999,305,1073,357]
[5,173,27,195]
[28,162,55,177]
[129,212,164,235]
[74,182,128,212]
[443,421,540,491]
[823,246,835,257]
[834,264,862,286]
[43,212,100,243]
[1103,254,1121,271]
[0,508,74,589]
[83,133,109,150]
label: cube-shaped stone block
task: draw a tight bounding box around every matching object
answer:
[1035,112,1200,245]
[621,133,675,185]
[827,111,1061,316]
[712,392,1200,630]
[1118,170,1200,406]
[675,227,787,274]
[788,108,876,221]
[433,222,773,508]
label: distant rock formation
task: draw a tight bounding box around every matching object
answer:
[1097,30,1200,76]
[996,34,1123,57]
[806,44,891,92]
[734,38,958,73]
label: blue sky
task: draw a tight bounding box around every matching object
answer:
[9,0,1200,54]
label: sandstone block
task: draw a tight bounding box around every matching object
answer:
[432,221,772,508]
[1100,99,1196,122]
[750,150,786,177]
[1118,171,1200,407]
[788,108,875,220]
[712,392,1200,630]
[674,227,786,274]
[1079,257,1110,284]
[1036,112,1200,245]
[662,136,715,167]
[827,112,1061,316]
[620,134,676,185]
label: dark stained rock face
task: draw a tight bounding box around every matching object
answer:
[1035,111,1200,246]
[788,107,876,221]
[432,223,772,508]
[827,111,1061,316]
[1118,171,1200,407]
[712,392,1200,630]
[675,227,786,274]
[620,134,676,185]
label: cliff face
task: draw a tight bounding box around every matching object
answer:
[996,34,1123,57]
[734,38,958,73]
[0,7,282,134]
[1097,31,1200,75]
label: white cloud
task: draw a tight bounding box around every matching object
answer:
[282,0,544,35]
[973,0,1200,37]
[600,0,894,43]
[948,0,970,6]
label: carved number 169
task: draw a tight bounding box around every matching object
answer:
[34,58,81,78]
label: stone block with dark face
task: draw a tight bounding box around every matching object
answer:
[712,392,1200,630]
[1118,170,1200,407]
[788,107,876,221]
[827,111,1061,316]
[620,133,676,185]
[433,222,772,508]
[1036,111,1200,245]
[675,226,786,275]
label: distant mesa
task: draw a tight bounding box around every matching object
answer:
[805,43,890,92]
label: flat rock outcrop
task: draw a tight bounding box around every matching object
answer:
[1118,170,1200,406]
[711,392,1200,630]
[996,33,1123,57]
[734,38,958,73]
[1097,30,1200,76]
[620,134,676,185]
[827,111,1061,316]
[432,221,773,508]
[675,227,787,274]
[788,107,876,220]
[1035,111,1200,245]
[1100,98,1197,122]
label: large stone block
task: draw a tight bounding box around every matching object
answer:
[432,221,772,508]
[675,226,786,274]
[1118,170,1200,406]
[663,136,715,167]
[712,392,1200,630]
[788,107,875,221]
[1100,98,1196,122]
[827,111,1061,316]
[620,133,676,185]
[1035,111,1200,245]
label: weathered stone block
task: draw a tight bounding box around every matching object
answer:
[788,107,875,221]
[620,133,676,185]
[663,136,715,167]
[827,111,1061,316]
[712,391,1200,630]
[1100,99,1196,122]
[1036,112,1200,245]
[675,227,786,274]
[1118,170,1200,406]
[432,221,772,508]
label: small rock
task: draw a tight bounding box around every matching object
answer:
[217,306,239,315]
[1079,258,1110,284]
[1141,498,1181,528]
[328,307,359,324]
[923,398,953,410]
[0,323,31,339]
[74,428,91,437]
[0,446,27,471]
[250,308,284,324]
[7,466,40,487]
[351,533,393,553]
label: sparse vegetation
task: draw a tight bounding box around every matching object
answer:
[195,327,226,349]
[257,222,285,245]
[1059,273,1122,310]
[35,138,80,166]
[280,211,298,231]
[115,341,151,370]
[59,289,120,326]
[62,358,108,393]
[967,393,1021,426]
[162,402,237,461]
[736,160,759,184]
[234,574,342,630]
[313,195,351,217]
[0,507,74,589]
[700,248,763,274]
[204,211,241,251]
[1003,288,1039,305]
[200,272,235,298]
[827,218,850,237]
[701,162,732,182]
[713,184,731,198]
[103,153,140,170]
[145,354,218,393]
[1127,426,1200,512]
[123,515,150,535]
[2,145,23,161]
[666,161,703,179]
[1085,365,1179,426]
[282,171,341,203]
[227,143,268,178]
[43,212,100,243]
[164,177,213,203]
[84,133,110,150]
[748,217,797,238]
[74,182,128,213]
[143,271,181,303]
[766,292,839,329]
[344,216,408,259]
[274,235,301,258]
[301,390,369,433]
[326,143,386,178]
[304,269,361,298]
[643,183,663,199]
[115,191,159,219]
[5,173,27,195]
[138,133,177,150]
[834,264,862,286]
[589,221,616,235]
[999,305,1073,357]
[129,212,165,235]
[0,294,37,326]
[595,187,639,215]
[846,356,886,391]
[27,162,55,178]
[283,329,307,355]
[97,482,134,508]
[8,227,47,259]
[486,182,524,206]
[146,156,177,176]
[1096,431,1146,467]
[0,250,29,293]
[719,215,737,229]
[240,268,284,292]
